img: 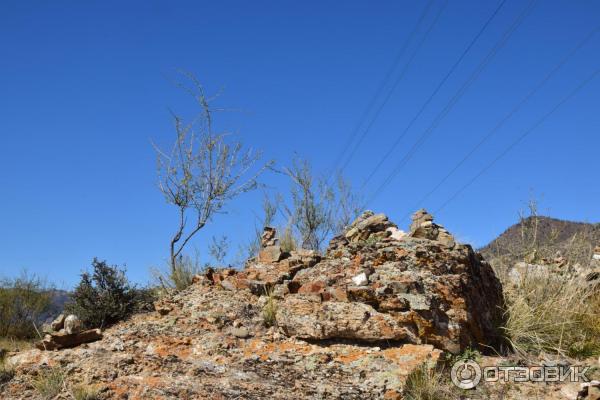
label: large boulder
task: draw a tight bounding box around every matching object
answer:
[281,210,505,354]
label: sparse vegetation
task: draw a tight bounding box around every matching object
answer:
[70,383,101,400]
[0,337,33,353]
[502,273,600,357]
[262,287,277,327]
[485,199,600,358]
[278,223,297,253]
[482,199,599,273]
[31,367,65,399]
[209,235,229,265]
[65,259,155,329]
[0,271,52,340]
[154,252,204,292]
[153,73,270,278]
[403,363,454,400]
[0,351,15,384]
[278,158,363,252]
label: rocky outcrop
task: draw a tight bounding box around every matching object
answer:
[2,210,506,399]
[50,313,66,331]
[279,210,505,354]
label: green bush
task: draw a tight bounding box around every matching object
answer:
[0,271,52,339]
[65,258,155,329]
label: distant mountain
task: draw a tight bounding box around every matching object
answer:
[41,289,71,322]
[480,216,600,267]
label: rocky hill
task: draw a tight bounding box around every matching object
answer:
[480,216,600,267]
[0,210,511,399]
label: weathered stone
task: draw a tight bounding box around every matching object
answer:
[351,272,368,286]
[154,302,173,315]
[50,314,66,331]
[36,329,103,351]
[292,211,505,354]
[276,295,418,343]
[297,280,326,294]
[386,227,407,241]
[64,314,81,334]
[260,227,278,248]
[409,209,456,248]
[231,327,251,339]
[258,245,285,263]
[344,211,396,243]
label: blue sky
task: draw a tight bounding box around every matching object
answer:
[1,0,599,288]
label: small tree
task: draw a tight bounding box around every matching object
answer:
[154,73,270,275]
[208,235,229,265]
[65,259,151,329]
[282,158,333,251]
[280,158,363,252]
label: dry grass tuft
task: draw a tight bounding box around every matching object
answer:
[502,273,600,358]
[403,363,454,400]
[70,383,101,400]
[31,367,66,399]
[262,287,278,327]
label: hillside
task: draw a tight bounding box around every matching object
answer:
[2,211,507,399]
[2,210,598,400]
[480,215,600,267]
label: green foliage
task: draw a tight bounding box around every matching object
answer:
[0,271,52,339]
[31,367,65,399]
[65,259,155,329]
[453,347,482,363]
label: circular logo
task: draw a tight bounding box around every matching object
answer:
[451,360,482,389]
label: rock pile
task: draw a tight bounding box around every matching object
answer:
[409,209,455,248]
[277,210,504,353]
[3,210,507,399]
[36,313,102,351]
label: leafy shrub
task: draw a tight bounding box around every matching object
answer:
[65,259,155,329]
[31,367,65,399]
[0,271,52,339]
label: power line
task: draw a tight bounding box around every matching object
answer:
[366,0,537,205]
[327,0,435,178]
[434,65,600,215]
[337,0,449,175]
[360,0,508,188]
[402,25,600,221]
